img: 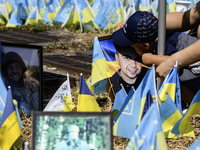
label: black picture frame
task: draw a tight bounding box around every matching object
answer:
[1,42,43,111]
[32,111,113,150]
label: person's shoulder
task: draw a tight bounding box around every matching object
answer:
[54,141,67,150]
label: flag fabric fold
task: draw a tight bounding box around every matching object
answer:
[0,86,21,150]
[77,74,101,112]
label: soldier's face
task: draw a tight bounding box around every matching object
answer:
[7,62,22,82]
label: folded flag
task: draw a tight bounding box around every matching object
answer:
[77,74,101,112]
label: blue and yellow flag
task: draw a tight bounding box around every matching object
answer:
[6,10,19,27]
[171,89,200,137]
[126,0,135,18]
[158,65,182,113]
[113,66,157,139]
[16,0,29,24]
[159,93,183,138]
[36,0,46,20]
[76,0,97,30]
[125,102,168,150]
[91,37,112,94]
[99,38,120,76]
[25,9,38,25]
[91,0,104,16]
[93,0,126,30]
[0,86,21,150]
[77,74,101,112]
[53,0,74,27]
[0,0,13,21]
[166,0,176,13]
[139,0,149,11]
[112,85,127,113]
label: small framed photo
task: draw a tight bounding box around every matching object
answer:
[1,42,43,113]
[32,112,113,150]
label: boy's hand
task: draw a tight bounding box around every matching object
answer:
[115,20,126,31]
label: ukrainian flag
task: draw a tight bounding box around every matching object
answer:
[6,10,19,27]
[158,65,182,113]
[53,0,74,27]
[99,38,120,76]
[113,66,157,139]
[126,0,135,18]
[171,90,200,137]
[0,87,21,150]
[139,0,149,11]
[93,0,126,30]
[166,0,176,13]
[159,94,183,138]
[76,0,97,30]
[0,0,13,22]
[125,103,168,150]
[91,0,104,16]
[36,0,46,20]
[77,74,101,112]
[25,8,38,25]
[91,37,112,94]
[16,0,29,24]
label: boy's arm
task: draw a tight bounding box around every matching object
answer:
[142,53,170,66]
[166,2,200,32]
[156,40,200,77]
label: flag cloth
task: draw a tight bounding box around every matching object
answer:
[125,102,168,150]
[187,137,200,150]
[6,10,19,27]
[166,0,176,13]
[91,0,104,16]
[0,42,7,122]
[25,8,38,25]
[13,99,23,129]
[171,89,200,136]
[158,65,182,113]
[91,37,112,94]
[0,0,12,21]
[16,0,29,24]
[126,0,135,18]
[93,0,126,30]
[43,73,75,112]
[53,0,74,27]
[99,38,120,76]
[113,66,157,139]
[139,0,149,11]
[0,86,21,150]
[112,86,127,113]
[77,74,101,112]
[37,0,46,20]
[159,94,183,138]
[76,0,97,30]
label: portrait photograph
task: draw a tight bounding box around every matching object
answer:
[32,112,113,150]
[1,42,43,114]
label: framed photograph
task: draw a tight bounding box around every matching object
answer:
[32,112,113,150]
[1,42,43,113]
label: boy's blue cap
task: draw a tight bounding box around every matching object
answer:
[112,11,158,46]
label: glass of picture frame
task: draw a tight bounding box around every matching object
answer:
[1,42,43,112]
[32,111,113,150]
